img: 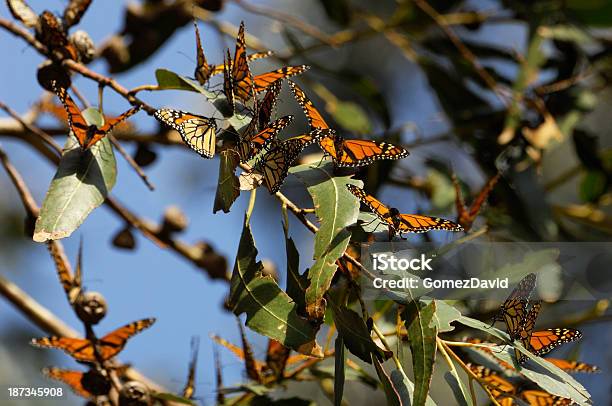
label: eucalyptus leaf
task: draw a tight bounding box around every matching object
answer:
[291,163,361,320]
[213,150,240,213]
[34,128,116,242]
[334,337,346,406]
[403,301,437,406]
[228,218,322,357]
[329,300,388,363]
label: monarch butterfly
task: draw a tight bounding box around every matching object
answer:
[519,390,573,405]
[492,273,537,340]
[223,23,308,103]
[223,49,235,115]
[453,172,500,231]
[465,338,516,372]
[182,337,200,400]
[194,21,273,85]
[466,363,516,404]
[238,116,294,162]
[53,82,141,150]
[515,300,541,364]
[43,368,94,399]
[154,109,217,158]
[231,22,255,103]
[546,358,599,374]
[346,184,463,237]
[529,328,582,357]
[31,318,155,362]
[237,81,287,162]
[265,339,291,380]
[289,81,409,167]
[255,129,329,193]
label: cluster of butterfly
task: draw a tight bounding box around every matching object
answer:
[152,21,418,194]
[463,273,599,405]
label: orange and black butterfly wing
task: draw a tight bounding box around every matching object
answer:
[466,363,515,400]
[31,336,95,362]
[43,368,92,399]
[346,184,396,232]
[334,139,409,168]
[520,390,573,405]
[469,172,501,218]
[253,65,309,93]
[210,51,273,76]
[258,80,282,129]
[88,106,141,149]
[231,21,254,102]
[223,50,235,115]
[97,318,156,361]
[194,21,212,85]
[546,358,599,373]
[494,273,537,339]
[515,301,541,364]
[289,80,330,130]
[530,328,582,357]
[240,115,293,162]
[256,129,326,193]
[154,109,217,158]
[53,81,90,148]
[396,213,463,234]
[265,339,291,380]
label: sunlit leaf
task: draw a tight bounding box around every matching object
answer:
[291,163,361,320]
[228,218,322,357]
[34,115,116,242]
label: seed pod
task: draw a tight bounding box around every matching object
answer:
[70,30,95,63]
[81,368,111,397]
[119,381,150,406]
[37,60,71,91]
[160,206,188,236]
[112,227,136,250]
[75,291,107,325]
[133,144,157,167]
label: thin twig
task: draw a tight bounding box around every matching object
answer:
[108,134,156,191]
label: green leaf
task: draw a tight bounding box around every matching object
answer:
[155,69,201,92]
[372,357,402,406]
[152,393,195,405]
[566,0,612,27]
[403,301,438,406]
[428,300,461,333]
[228,218,322,357]
[33,127,117,242]
[213,150,240,213]
[329,300,389,363]
[285,232,307,314]
[291,163,361,320]
[334,337,345,406]
[538,25,593,44]
[579,170,607,202]
[443,372,471,406]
